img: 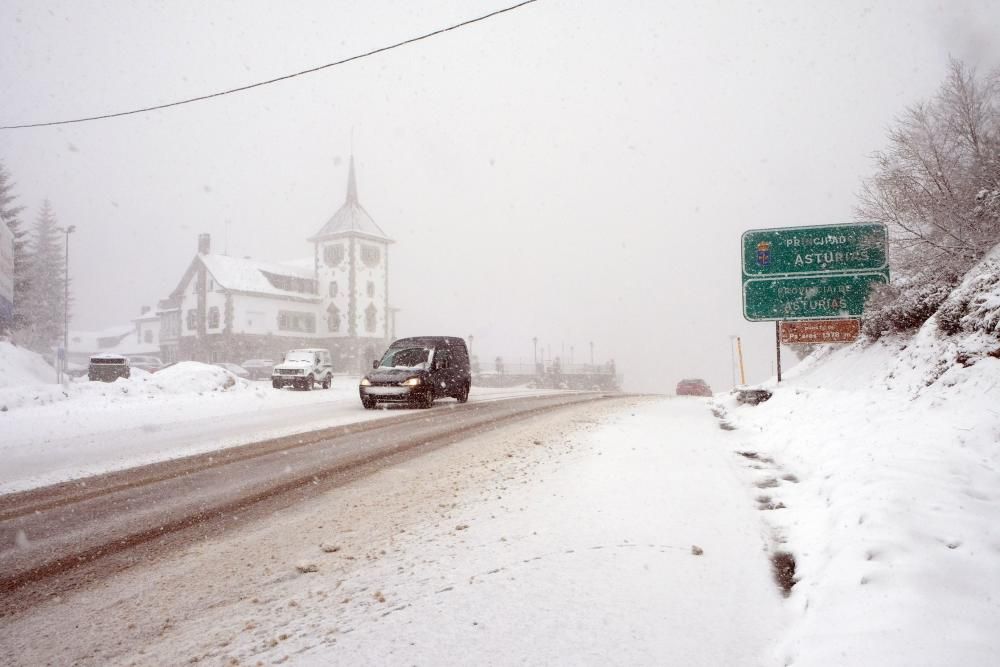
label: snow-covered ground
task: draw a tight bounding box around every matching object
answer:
[1,396,787,666]
[0,349,566,493]
[712,248,1000,666]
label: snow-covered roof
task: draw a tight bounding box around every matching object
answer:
[200,254,319,300]
[281,256,315,271]
[68,325,135,353]
[309,157,392,243]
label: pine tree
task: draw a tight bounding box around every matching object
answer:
[22,200,68,351]
[0,160,28,333]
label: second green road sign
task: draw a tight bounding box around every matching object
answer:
[743,272,889,320]
[742,223,889,322]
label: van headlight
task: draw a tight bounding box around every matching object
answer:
[401,377,421,386]
[360,378,371,386]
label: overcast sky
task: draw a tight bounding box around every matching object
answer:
[2,0,999,392]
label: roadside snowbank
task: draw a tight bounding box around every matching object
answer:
[0,342,56,389]
[0,360,251,413]
[715,248,1000,666]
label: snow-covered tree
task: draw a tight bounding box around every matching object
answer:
[858,59,1000,337]
[0,160,29,333]
[21,200,69,351]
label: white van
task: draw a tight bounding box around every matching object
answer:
[271,348,334,390]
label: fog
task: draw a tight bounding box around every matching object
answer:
[2,0,998,392]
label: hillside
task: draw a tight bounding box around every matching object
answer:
[716,244,1000,666]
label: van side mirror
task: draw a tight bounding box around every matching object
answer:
[372,360,379,369]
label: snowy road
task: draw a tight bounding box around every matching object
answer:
[0,392,616,609]
[0,381,570,493]
[0,396,785,666]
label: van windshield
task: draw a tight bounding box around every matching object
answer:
[378,347,429,370]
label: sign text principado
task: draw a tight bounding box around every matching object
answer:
[741,223,889,322]
[742,223,887,277]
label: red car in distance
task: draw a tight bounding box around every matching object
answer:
[676,378,712,397]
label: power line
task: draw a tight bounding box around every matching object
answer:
[1,0,539,130]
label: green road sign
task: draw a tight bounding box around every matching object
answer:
[742,223,887,277]
[743,272,889,321]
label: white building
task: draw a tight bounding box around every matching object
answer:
[158,157,395,373]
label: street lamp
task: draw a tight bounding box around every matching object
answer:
[532,336,538,365]
[58,225,75,382]
[589,341,594,366]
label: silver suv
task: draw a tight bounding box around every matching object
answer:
[271,348,334,390]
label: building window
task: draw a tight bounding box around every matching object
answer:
[208,306,220,329]
[327,303,340,333]
[365,303,377,333]
[366,281,375,298]
[186,309,196,330]
[361,245,380,267]
[144,330,153,344]
[329,281,338,297]
[278,310,316,333]
[324,244,345,266]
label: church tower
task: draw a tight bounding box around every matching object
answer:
[309,156,393,372]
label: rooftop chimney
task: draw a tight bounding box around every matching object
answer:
[198,233,211,255]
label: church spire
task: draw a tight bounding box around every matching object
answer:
[346,155,358,203]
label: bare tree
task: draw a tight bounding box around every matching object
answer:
[858,59,1000,336]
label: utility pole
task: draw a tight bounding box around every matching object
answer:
[589,341,594,366]
[58,225,76,383]
[532,337,538,365]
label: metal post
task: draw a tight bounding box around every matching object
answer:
[532,337,538,364]
[729,335,737,389]
[736,336,746,386]
[589,341,594,366]
[775,321,782,383]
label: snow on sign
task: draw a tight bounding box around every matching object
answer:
[779,318,861,344]
[741,223,887,277]
[744,272,888,321]
[741,223,890,322]
[0,219,14,327]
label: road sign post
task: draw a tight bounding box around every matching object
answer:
[741,223,889,381]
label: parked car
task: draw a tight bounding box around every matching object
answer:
[359,336,471,409]
[676,378,712,397]
[128,355,165,373]
[271,348,333,390]
[213,362,250,379]
[89,353,131,382]
[241,358,275,380]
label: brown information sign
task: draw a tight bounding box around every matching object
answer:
[780,319,860,344]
